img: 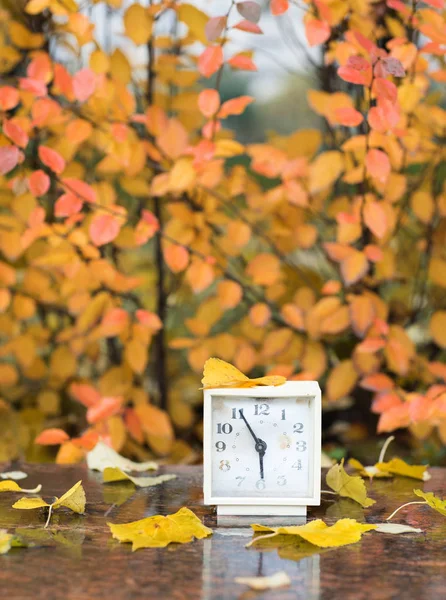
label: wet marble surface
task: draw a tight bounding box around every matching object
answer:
[0,464,445,600]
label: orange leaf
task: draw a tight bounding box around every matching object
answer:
[0,146,20,175]
[198,46,224,78]
[371,391,402,414]
[249,303,271,327]
[341,250,369,285]
[366,149,390,183]
[335,107,364,127]
[55,192,83,217]
[164,245,189,273]
[271,0,289,15]
[218,96,254,118]
[217,280,243,309]
[305,19,330,47]
[364,200,388,238]
[89,214,122,246]
[186,260,214,293]
[72,68,96,102]
[28,170,50,197]
[228,53,257,71]
[62,178,97,203]
[0,86,20,111]
[87,396,123,424]
[71,430,99,450]
[136,309,162,331]
[198,89,220,118]
[360,373,394,392]
[35,428,70,445]
[349,295,375,337]
[377,404,410,433]
[70,382,101,407]
[38,145,65,174]
[3,119,28,148]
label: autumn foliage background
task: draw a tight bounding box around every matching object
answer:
[0,0,445,466]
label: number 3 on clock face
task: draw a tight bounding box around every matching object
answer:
[203,382,321,513]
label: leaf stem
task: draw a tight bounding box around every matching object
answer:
[21,484,42,494]
[378,436,395,464]
[386,501,426,521]
[320,490,337,495]
[44,504,53,529]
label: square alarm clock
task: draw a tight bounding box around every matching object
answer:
[203,381,321,517]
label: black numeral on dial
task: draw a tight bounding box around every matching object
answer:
[254,403,270,416]
[293,423,304,433]
[215,441,226,452]
[296,440,307,452]
[217,423,233,434]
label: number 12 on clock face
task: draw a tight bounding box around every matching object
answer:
[203,382,321,516]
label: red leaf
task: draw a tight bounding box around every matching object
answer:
[19,77,47,97]
[198,89,220,118]
[0,146,19,175]
[3,119,28,148]
[356,338,386,353]
[380,56,405,77]
[372,78,398,103]
[366,148,391,182]
[87,396,123,424]
[236,1,261,23]
[89,213,122,246]
[72,68,97,102]
[271,0,289,15]
[305,19,330,47]
[353,31,377,54]
[228,53,257,71]
[55,192,83,217]
[233,20,263,34]
[70,382,101,407]
[38,145,66,174]
[35,428,70,445]
[198,46,224,78]
[136,309,163,331]
[337,66,370,85]
[205,16,227,42]
[335,107,364,126]
[218,95,254,118]
[0,86,20,111]
[371,391,402,414]
[28,170,50,196]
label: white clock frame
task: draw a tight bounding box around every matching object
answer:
[203,381,321,517]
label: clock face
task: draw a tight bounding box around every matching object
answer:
[210,395,313,499]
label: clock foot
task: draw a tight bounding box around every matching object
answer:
[216,504,307,517]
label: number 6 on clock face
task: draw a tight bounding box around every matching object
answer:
[203,381,321,517]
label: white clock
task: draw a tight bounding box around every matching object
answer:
[203,382,321,517]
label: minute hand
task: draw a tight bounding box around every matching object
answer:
[239,409,260,444]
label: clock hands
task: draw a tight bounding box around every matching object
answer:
[239,409,267,480]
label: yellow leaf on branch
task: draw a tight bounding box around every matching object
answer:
[108,507,212,551]
[326,460,376,507]
[13,480,86,528]
[201,357,286,389]
[247,518,376,549]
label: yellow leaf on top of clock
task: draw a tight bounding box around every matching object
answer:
[248,518,376,549]
[201,358,286,389]
[326,460,376,507]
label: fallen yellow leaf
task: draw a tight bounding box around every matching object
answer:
[349,436,431,481]
[414,489,446,517]
[375,458,431,481]
[326,460,376,507]
[201,357,286,389]
[13,480,86,528]
[108,507,213,551]
[248,518,376,549]
[0,480,42,494]
[87,441,158,473]
[0,471,28,481]
[0,529,13,555]
[235,571,291,590]
[103,467,177,488]
[375,523,423,534]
